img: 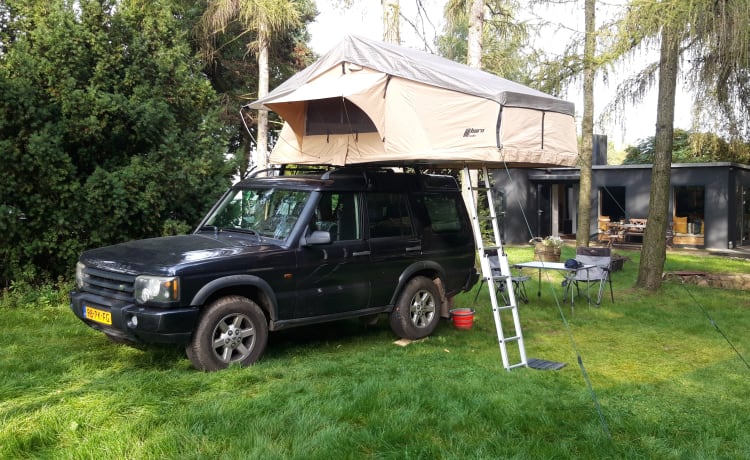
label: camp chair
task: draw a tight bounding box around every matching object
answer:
[473,254,529,305]
[563,246,614,305]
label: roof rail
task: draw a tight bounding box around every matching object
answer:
[246,165,334,178]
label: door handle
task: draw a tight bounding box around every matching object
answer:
[352,251,371,257]
[405,246,422,252]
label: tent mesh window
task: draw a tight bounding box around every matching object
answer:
[306,98,377,135]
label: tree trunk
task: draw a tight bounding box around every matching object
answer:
[382,0,400,44]
[462,0,484,214]
[576,0,595,248]
[255,23,269,174]
[467,0,483,68]
[637,25,679,290]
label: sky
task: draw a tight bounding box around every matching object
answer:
[306,0,694,149]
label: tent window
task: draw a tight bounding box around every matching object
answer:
[305,97,377,135]
[306,98,377,135]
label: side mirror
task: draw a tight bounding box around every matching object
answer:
[301,230,332,246]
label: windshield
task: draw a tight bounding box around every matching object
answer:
[204,188,311,240]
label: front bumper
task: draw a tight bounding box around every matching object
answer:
[70,290,200,345]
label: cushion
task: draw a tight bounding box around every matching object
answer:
[673,216,688,234]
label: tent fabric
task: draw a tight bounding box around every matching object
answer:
[247,35,579,168]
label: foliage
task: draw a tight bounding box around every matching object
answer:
[437,0,533,84]
[604,0,750,143]
[197,0,317,177]
[1,248,749,458]
[623,129,750,164]
[530,235,563,248]
[0,0,232,284]
[598,0,750,290]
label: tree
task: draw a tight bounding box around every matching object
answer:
[624,129,750,164]
[607,0,750,290]
[0,0,230,283]
[382,0,400,44]
[467,0,484,68]
[637,23,679,290]
[576,0,595,248]
[199,0,303,174]
[439,0,530,82]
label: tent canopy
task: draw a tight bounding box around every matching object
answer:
[247,35,579,168]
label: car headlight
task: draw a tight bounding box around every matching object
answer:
[75,262,86,289]
[134,275,180,304]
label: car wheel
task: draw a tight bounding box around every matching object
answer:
[186,296,268,371]
[389,276,441,340]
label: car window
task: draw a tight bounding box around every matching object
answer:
[206,188,310,240]
[421,194,463,232]
[310,192,361,241]
[366,193,414,238]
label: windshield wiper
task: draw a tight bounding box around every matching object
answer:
[221,227,259,236]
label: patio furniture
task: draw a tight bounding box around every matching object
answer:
[474,254,530,305]
[598,216,612,244]
[673,216,688,234]
[514,260,595,308]
[623,218,647,243]
[563,246,615,305]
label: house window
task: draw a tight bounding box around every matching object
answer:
[673,186,705,235]
[305,98,377,135]
[599,186,626,222]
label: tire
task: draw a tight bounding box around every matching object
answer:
[186,296,268,372]
[389,276,441,340]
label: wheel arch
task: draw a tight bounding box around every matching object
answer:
[190,275,278,322]
[390,261,449,317]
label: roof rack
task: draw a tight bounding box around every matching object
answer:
[246,164,334,178]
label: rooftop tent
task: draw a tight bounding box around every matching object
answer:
[246,35,579,168]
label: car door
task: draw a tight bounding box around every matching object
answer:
[365,192,420,307]
[294,191,372,317]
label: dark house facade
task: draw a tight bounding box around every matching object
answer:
[492,162,750,250]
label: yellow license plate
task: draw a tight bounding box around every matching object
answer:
[84,306,112,325]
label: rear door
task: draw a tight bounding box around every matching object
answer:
[365,192,420,306]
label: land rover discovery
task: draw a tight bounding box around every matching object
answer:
[70,167,478,371]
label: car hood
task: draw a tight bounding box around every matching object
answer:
[80,233,276,275]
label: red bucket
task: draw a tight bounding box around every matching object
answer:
[450,308,475,330]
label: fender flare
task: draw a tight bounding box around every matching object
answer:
[190,275,279,321]
[390,260,447,305]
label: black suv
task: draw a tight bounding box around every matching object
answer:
[70,168,478,371]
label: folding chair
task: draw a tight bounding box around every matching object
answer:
[563,247,614,305]
[473,254,529,305]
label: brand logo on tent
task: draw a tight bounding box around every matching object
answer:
[463,128,485,138]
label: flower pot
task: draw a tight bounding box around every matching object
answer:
[534,243,561,262]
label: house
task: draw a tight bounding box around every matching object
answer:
[492,162,750,250]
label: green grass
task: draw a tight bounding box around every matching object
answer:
[1,247,749,459]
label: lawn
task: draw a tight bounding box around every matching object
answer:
[1,247,749,459]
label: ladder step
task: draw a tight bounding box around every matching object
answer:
[507,362,527,370]
[499,335,522,343]
[494,305,515,312]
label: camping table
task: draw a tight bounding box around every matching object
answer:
[513,261,595,307]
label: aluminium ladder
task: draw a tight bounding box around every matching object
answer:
[462,166,527,370]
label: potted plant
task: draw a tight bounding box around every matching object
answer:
[530,236,563,262]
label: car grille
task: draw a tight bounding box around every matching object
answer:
[80,266,136,302]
